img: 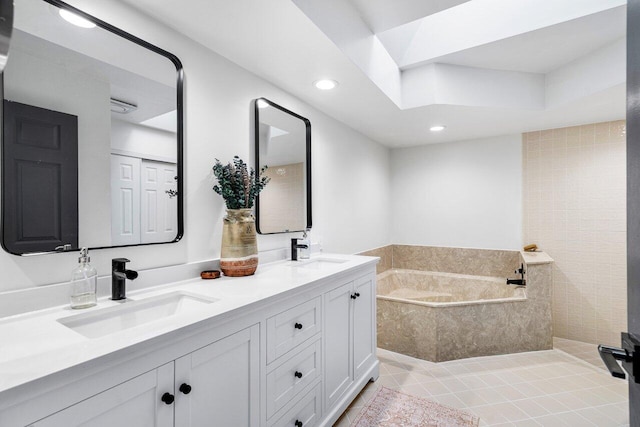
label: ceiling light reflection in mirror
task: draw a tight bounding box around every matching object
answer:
[1,0,183,254]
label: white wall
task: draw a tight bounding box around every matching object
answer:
[111,119,177,162]
[390,135,522,250]
[0,0,391,293]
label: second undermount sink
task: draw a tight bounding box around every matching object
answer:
[58,291,219,339]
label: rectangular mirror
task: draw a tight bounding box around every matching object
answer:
[1,0,183,255]
[254,98,311,234]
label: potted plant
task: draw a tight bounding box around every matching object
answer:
[212,156,269,276]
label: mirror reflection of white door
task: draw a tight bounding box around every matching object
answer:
[111,154,141,246]
[140,161,177,244]
[111,154,177,246]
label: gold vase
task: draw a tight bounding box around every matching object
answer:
[220,208,258,277]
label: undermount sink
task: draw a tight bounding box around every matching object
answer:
[291,257,348,270]
[58,291,219,339]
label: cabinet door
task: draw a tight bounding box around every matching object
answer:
[31,363,174,427]
[353,274,376,379]
[324,281,353,410]
[175,324,260,427]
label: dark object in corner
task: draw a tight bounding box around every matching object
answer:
[201,270,221,279]
[506,263,526,286]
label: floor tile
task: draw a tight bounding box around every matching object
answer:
[340,340,629,426]
[512,398,551,418]
[420,379,451,396]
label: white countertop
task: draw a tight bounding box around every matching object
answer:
[0,253,378,397]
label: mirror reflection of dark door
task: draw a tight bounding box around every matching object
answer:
[2,100,78,254]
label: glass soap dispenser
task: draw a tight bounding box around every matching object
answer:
[70,247,98,309]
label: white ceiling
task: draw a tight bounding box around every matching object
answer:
[381,6,626,74]
[348,0,472,33]
[117,0,627,148]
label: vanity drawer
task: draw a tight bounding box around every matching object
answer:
[267,338,322,419]
[269,381,322,427]
[267,296,321,363]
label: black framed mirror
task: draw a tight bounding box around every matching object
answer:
[254,98,311,234]
[1,0,183,255]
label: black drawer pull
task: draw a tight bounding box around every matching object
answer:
[294,371,303,379]
[350,294,357,299]
[294,322,303,329]
[179,383,192,394]
[161,392,174,405]
[295,421,303,427]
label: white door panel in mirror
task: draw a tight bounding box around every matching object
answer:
[1,0,182,254]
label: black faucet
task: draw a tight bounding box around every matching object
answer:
[506,263,526,286]
[291,238,309,261]
[112,258,138,300]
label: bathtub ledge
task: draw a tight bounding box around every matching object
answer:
[520,250,554,265]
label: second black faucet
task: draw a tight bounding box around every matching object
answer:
[291,238,309,261]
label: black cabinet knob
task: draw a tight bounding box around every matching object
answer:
[294,322,303,330]
[179,383,192,395]
[295,420,303,427]
[161,392,175,405]
[350,294,357,299]
[294,371,303,379]
[355,292,360,297]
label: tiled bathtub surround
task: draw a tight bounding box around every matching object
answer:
[360,245,392,275]
[392,245,521,278]
[365,245,553,362]
[522,121,627,347]
[359,245,521,278]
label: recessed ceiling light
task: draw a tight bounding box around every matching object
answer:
[256,99,269,109]
[314,79,338,90]
[59,9,96,28]
[430,125,446,132]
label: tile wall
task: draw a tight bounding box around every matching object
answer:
[359,245,520,278]
[522,120,627,346]
[260,162,305,232]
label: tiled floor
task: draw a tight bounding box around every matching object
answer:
[553,337,608,371]
[335,341,629,426]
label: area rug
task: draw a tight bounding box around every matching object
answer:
[351,386,480,427]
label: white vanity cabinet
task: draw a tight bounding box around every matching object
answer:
[323,273,377,417]
[31,363,175,427]
[1,255,379,427]
[29,325,260,427]
[174,324,260,426]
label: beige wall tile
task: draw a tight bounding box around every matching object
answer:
[391,245,520,278]
[523,120,626,346]
[359,245,393,274]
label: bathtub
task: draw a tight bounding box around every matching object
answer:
[376,268,551,362]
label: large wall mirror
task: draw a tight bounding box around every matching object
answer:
[1,0,183,255]
[254,98,311,234]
